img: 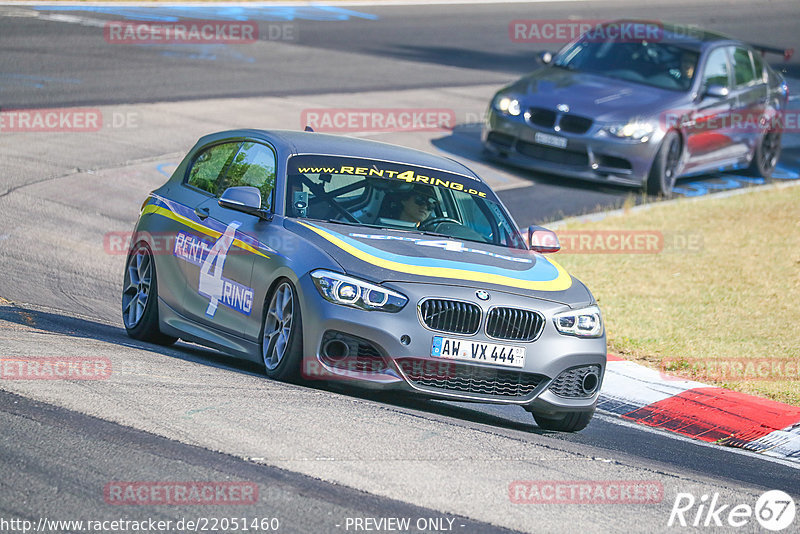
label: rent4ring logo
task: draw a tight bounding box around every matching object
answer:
[173,225,254,317]
[668,490,796,531]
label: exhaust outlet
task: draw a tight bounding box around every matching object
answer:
[322,339,350,361]
[581,370,599,395]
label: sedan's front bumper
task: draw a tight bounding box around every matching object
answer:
[297,275,606,415]
[483,108,663,187]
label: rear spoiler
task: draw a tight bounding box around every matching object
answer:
[751,43,794,61]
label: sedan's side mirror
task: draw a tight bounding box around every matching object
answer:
[538,51,553,65]
[218,186,270,220]
[703,84,730,99]
[528,225,560,253]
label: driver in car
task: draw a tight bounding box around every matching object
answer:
[383,184,438,225]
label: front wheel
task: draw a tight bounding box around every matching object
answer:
[532,408,595,432]
[646,130,682,197]
[121,243,177,346]
[261,280,303,381]
[748,129,781,180]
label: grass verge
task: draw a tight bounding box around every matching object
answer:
[552,183,800,406]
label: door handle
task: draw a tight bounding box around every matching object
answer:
[194,207,210,220]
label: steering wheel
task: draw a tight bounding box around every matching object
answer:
[418,217,461,231]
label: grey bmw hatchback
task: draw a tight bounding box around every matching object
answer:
[122,129,606,431]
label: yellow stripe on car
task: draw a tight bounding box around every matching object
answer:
[298,221,572,291]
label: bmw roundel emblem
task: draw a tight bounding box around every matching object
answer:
[476,290,490,301]
[557,103,570,113]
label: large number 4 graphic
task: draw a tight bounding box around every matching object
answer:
[198,221,241,316]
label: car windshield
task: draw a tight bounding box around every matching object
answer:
[553,36,699,91]
[286,155,526,249]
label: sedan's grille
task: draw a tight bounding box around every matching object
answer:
[558,115,593,134]
[397,358,545,398]
[549,365,602,398]
[517,141,589,166]
[419,299,481,335]
[527,107,557,128]
[486,307,545,341]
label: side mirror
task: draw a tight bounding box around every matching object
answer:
[703,84,729,99]
[218,186,270,220]
[538,51,553,65]
[528,225,560,253]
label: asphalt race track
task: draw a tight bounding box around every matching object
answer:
[1,1,799,532]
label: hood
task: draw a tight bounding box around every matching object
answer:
[286,219,592,306]
[507,68,688,122]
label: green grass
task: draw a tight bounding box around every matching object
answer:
[553,184,800,406]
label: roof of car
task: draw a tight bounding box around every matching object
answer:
[198,129,483,181]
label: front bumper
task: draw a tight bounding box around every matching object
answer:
[483,108,663,187]
[297,275,606,414]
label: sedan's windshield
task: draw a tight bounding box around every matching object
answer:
[554,36,699,91]
[286,155,526,249]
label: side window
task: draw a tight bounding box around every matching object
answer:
[732,47,756,87]
[186,142,241,195]
[751,51,766,84]
[219,142,277,210]
[701,48,730,89]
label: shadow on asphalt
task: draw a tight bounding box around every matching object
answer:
[0,302,545,433]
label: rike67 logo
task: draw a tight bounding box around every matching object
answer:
[669,490,796,531]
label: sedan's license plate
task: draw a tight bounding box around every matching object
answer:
[534,132,567,149]
[431,336,525,368]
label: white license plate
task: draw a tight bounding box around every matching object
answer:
[431,336,525,368]
[534,132,567,149]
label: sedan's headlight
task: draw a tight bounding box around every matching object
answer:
[553,305,603,338]
[603,120,655,141]
[311,270,407,313]
[493,94,522,116]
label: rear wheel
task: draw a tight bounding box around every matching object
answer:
[748,129,781,180]
[261,280,303,381]
[532,408,595,432]
[121,243,177,345]
[646,130,681,197]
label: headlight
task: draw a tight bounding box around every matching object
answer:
[311,270,407,313]
[493,94,522,116]
[553,305,603,338]
[604,120,655,141]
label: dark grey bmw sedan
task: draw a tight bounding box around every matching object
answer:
[483,20,789,195]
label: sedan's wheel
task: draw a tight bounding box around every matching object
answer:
[261,280,303,381]
[646,130,681,197]
[121,243,177,345]
[748,129,781,180]
[533,408,594,432]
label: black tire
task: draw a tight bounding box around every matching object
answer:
[748,129,781,180]
[533,408,595,432]
[121,243,177,346]
[260,279,303,381]
[646,130,682,197]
